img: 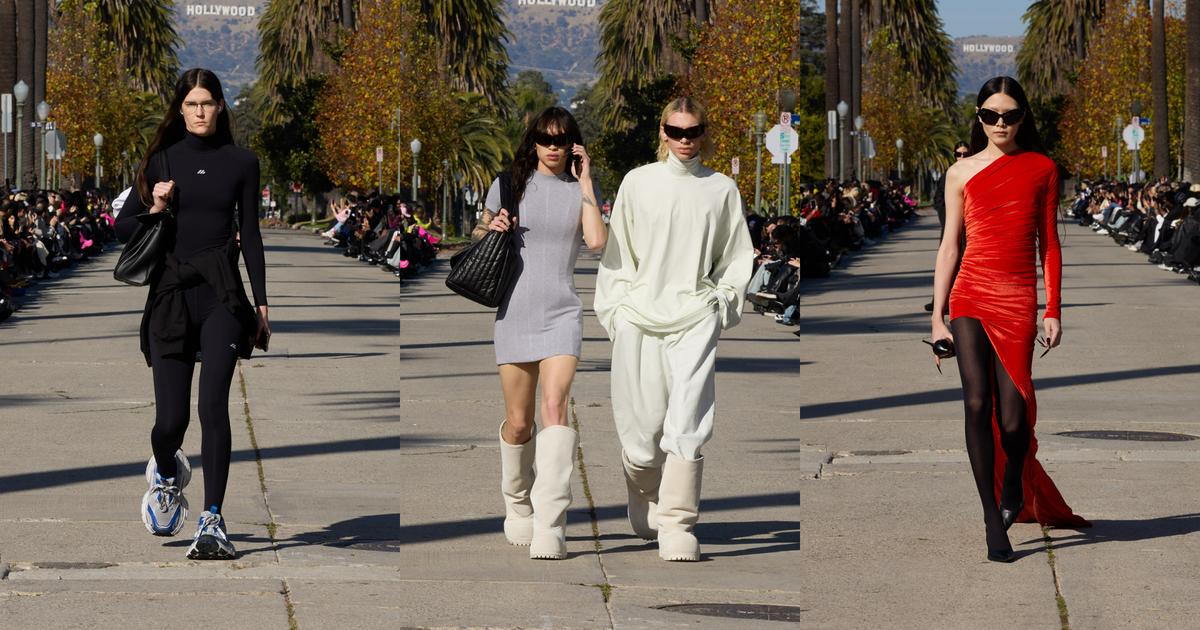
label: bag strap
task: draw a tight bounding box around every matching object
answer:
[499,172,519,219]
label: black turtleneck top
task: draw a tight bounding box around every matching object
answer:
[116,132,267,306]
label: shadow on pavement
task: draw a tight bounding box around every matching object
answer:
[802,363,1200,419]
[1045,513,1200,551]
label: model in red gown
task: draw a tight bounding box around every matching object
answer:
[949,149,1091,530]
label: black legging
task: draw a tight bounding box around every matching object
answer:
[950,317,1030,548]
[149,283,240,512]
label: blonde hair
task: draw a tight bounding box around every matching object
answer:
[656,96,715,162]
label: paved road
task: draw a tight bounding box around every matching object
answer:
[1,231,402,628]
[1,230,802,629]
[798,211,1200,629]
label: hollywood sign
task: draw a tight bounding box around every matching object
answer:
[517,0,601,7]
[184,4,258,17]
[961,43,1015,54]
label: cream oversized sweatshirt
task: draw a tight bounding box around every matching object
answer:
[594,152,755,340]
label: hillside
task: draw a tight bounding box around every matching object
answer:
[502,0,603,101]
[174,1,265,97]
[953,35,1022,96]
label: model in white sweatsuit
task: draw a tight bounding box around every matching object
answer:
[594,149,754,560]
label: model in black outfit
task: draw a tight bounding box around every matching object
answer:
[116,69,269,560]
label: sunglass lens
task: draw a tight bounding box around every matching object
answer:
[665,124,705,140]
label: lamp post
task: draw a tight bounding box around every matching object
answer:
[441,158,449,236]
[13,81,27,190]
[853,115,864,181]
[1114,114,1122,182]
[1130,100,1143,183]
[391,107,402,193]
[121,150,129,189]
[36,100,49,189]
[753,111,766,214]
[836,100,849,182]
[93,132,103,190]
[895,137,904,180]
[409,138,421,203]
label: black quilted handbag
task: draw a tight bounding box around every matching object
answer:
[445,172,520,307]
[113,152,174,286]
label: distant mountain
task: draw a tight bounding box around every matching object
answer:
[503,0,603,102]
[953,35,1022,96]
[174,1,264,98]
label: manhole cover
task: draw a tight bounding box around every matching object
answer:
[1057,430,1197,442]
[657,603,805,622]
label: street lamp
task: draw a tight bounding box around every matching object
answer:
[35,100,49,189]
[13,81,28,190]
[93,132,103,190]
[853,115,864,182]
[895,137,904,180]
[753,111,766,214]
[836,100,849,182]
[409,138,421,204]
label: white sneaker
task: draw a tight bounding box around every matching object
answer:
[186,510,237,560]
[141,451,191,536]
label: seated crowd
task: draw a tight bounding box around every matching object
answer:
[743,178,918,327]
[1069,177,1200,283]
[1,189,115,321]
[318,193,441,282]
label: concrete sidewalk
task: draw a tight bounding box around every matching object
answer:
[2,230,803,629]
[798,211,1200,629]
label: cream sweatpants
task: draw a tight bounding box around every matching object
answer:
[610,311,720,467]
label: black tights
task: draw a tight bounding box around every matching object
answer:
[150,284,240,512]
[950,317,1030,548]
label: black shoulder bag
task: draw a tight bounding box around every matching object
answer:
[113,152,174,286]
[445,173,520,307]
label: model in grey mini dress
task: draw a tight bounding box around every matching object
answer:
[484,171,599,365]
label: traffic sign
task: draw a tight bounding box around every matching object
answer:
[780,112,791,126]
[1101,146,1108,158]
[291,181,302,193]
[45,130,66,159]
[731,156,740,176]
[827,110,838,139]
[791,113,801,126]
[1,94,11,133]
[375,146,384,163]
[1122,124,1145,150]
[765,124,799,165]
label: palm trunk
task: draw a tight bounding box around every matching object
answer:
[1151,0,1168,178]
[1186,0,1200,181]
[825,0,839,178]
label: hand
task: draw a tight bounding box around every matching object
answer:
[255,305,271,351]
[1040,317,1062,356]
[488,208,515,232]
[930,319,954,371]
[150,180,175,213]
[787,257,801,268]
[571,144,592,181]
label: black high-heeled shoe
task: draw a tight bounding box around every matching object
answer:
[1001,499,1025,531]
[987,548,1016,563]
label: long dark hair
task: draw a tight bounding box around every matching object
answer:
[968,76,1043,155]
[509,107,583,204]
[136,68,235,206]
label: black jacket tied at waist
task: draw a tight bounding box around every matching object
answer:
[139,241,257,366]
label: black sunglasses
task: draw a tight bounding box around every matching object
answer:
[532,131,572,148]
[977,108,1025,126]
[954,150,969,158]
[663,123,706,140]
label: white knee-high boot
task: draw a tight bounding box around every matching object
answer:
[529,425,577,560]
[622,450,661,540]
[657,454,703,561]
[498,421,536,545]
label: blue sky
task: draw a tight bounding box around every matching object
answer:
[937,0,1030,38]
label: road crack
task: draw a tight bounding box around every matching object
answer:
[569,397,617,628]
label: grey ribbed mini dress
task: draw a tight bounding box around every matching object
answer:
[485,170,588,365]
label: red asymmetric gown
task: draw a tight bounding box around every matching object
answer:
[949,150,1090,528]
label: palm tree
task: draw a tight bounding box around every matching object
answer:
[87,0,180,98]
[448,91,513,193]
[420,0,511,112]
[1017,0,1106,98]
[1186,0,1199,181]
[1151,0,1168,178]
[596,0,699,120]
[862,0,956,113]
[257,0,346,122]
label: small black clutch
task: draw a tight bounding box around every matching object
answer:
[923,338,956,359]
